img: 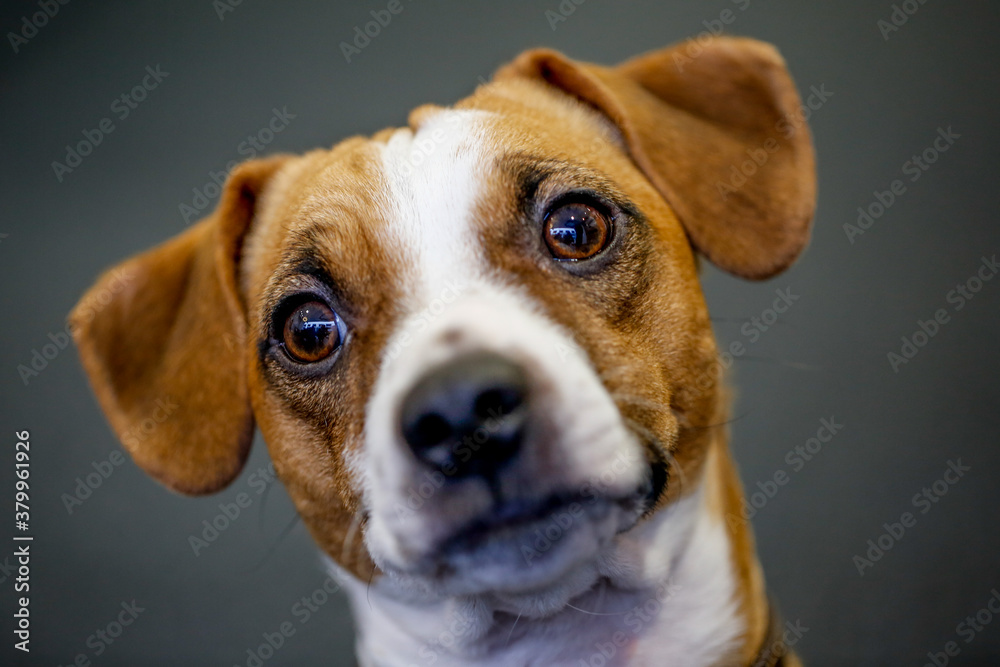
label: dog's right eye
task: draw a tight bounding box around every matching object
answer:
[543,201,612,261]
[280,300,344,364]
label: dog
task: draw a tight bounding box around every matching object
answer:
[71,35,815,666]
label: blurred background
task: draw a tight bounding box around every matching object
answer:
[1,1,998,665]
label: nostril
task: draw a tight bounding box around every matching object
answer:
[473,387,524,422]
[410,413,452,447]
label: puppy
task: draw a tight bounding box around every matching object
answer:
[72,36,815,666]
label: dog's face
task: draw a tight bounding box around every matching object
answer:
[72,38,814,614]
[243,95,709,608]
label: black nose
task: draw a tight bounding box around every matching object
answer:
[400,352,529,480]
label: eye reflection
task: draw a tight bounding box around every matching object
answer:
[281,300,342,363]
[543,202,610,261]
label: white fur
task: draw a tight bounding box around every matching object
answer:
[336,479,743,666]
[337,110,743,665]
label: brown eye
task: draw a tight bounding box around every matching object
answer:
[281,301,343,363]
[543,202,611,261]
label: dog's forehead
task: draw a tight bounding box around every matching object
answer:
[372,92,628,288]
[374,108,494,299]
[248,109,493,312]
[246,86,636,316]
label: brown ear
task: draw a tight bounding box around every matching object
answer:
[70,155,289,495]
[494,37,817,279]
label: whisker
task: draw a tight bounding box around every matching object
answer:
[711,317,794,327]
[681,413,748,431]
[366,560,377,610]
[734,355,820,370]
[341,510,364,565]
[504,613,522,647]
[620,415,661,444]
[257,477,273,531]
[609,392,671,415]
[242,511,301,573]
[565,602,627,616]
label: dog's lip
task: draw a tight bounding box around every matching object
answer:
[641,446,670,516]
[441,493,594,554]
[421,485,650,566]
[417,454,660,563]
[371,465,660,596]
[385,489,642,597]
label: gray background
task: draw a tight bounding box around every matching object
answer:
[1,0,998,665]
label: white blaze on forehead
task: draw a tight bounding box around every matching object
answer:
[376,109,492,303]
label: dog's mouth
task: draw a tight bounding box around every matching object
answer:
[441,491,634,556]
[391,452,669,597]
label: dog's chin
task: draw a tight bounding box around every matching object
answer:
[378,492,648,617]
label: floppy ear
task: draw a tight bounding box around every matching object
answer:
[494,36,817,279]
[70,155,290,495]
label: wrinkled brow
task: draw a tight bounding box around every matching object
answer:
[495,152,643,219]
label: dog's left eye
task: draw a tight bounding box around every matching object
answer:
[281,300,344,363]
[543,202,612,261]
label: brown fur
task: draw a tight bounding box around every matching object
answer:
[70,36,815,664]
